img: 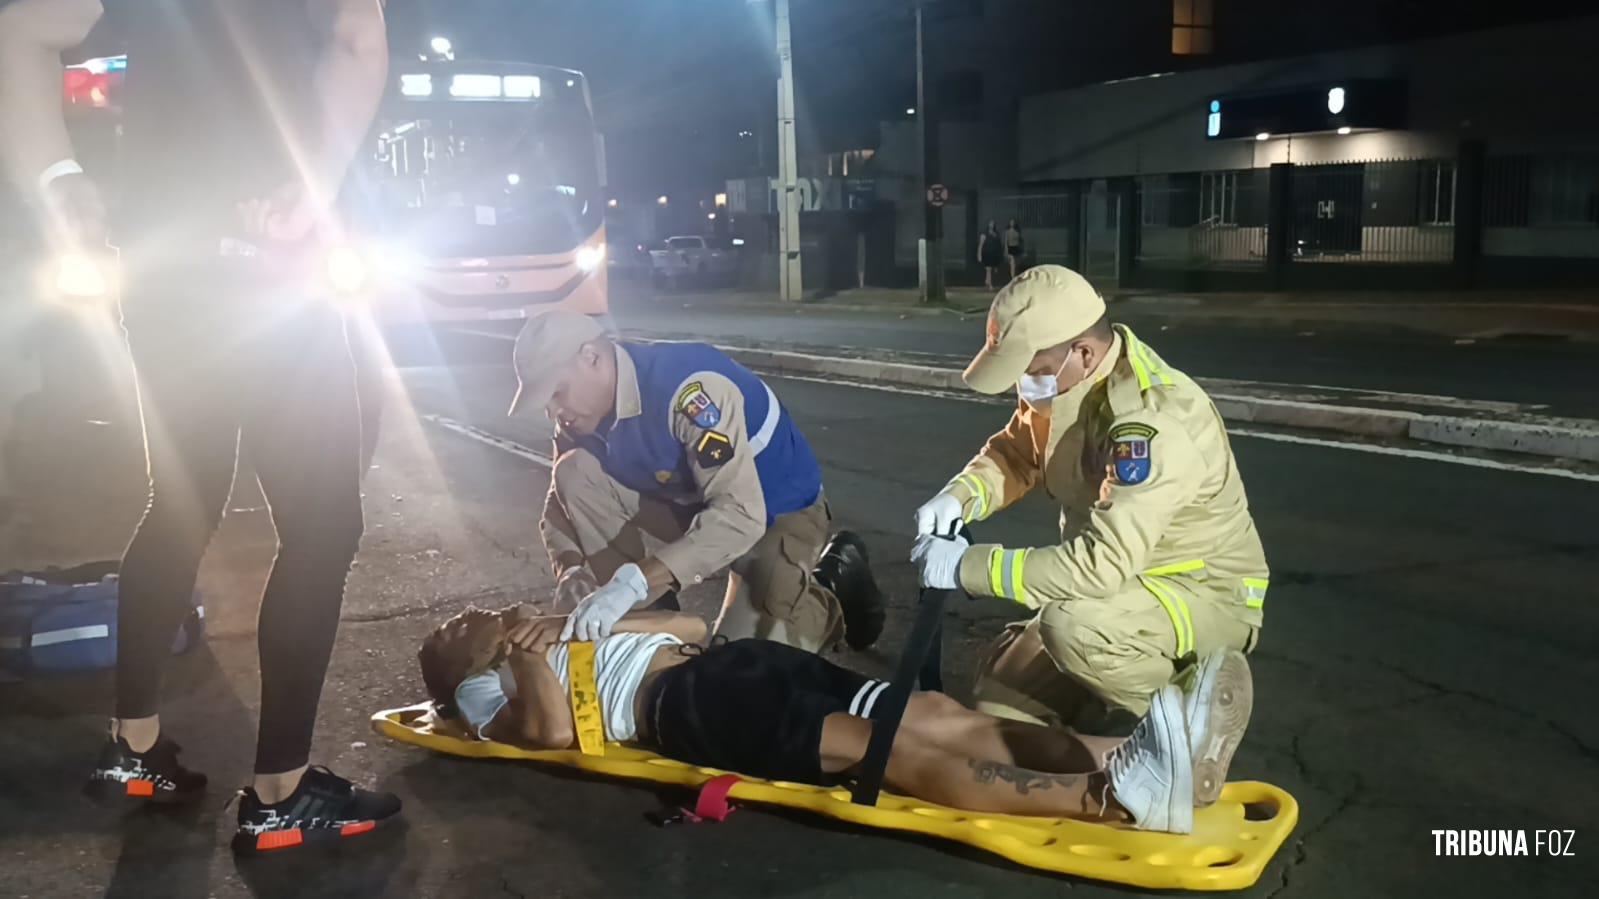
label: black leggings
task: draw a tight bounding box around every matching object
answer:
[116,263,365,774]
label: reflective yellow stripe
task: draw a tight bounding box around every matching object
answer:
[955,473,990,521]
[1005,549,1029,606]
[566,641,606,756]
[1135,339,1174,387]
[1127,343,1154,392]
[1141,576,1194,657]
[1243,577,1269,610]
[987,547,1005,598]
[1142,559,1206,577]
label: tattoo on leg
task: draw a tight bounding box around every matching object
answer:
[967,758,1087,796]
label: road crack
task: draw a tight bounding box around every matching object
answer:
[1372,660,1599,762]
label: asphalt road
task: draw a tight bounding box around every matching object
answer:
[604,288,1599,419]
[3,312,1598,898]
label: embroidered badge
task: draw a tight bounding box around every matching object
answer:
[675,381,722,429]
[1108,422,1157,486]
[694,431,734,468]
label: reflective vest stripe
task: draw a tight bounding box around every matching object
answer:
[987,547,1005,599]
[1243,577,1269,609]
[1126,333,1174,390]
[1142,559,1206,577]
[1140,575,1195,657]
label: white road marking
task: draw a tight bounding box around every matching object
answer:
[1222,428,1599,482]
[420,413,552,468]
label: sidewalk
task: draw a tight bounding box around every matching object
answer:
[638,284,1599,343]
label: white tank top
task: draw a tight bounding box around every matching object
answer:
[544,633,682,742]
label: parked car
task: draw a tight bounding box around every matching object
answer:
[649,235,738,289]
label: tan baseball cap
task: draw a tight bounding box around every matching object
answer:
[962,264,1107,395]
[507,311,608,416]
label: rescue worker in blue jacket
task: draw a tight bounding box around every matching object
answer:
[507,311,885,652]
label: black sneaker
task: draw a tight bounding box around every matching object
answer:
[231,765,401,855]
[814,531,887,650]
[84,735,208,806]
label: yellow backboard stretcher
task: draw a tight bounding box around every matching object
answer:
[372,703,1298,891]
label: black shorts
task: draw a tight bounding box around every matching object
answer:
[646,639,889,785]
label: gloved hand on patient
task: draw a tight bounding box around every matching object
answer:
[560,563,650,642]
[553,566,600,612]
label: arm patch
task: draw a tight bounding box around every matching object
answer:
[676,381,722,429]
[1108,422,1157,486]
[694,430,734,468]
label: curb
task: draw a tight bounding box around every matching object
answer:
[696,342,1599,463]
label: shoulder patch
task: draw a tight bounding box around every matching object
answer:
[675,380,722,429]
[694,430,734,468]
[1108,422,1157,486]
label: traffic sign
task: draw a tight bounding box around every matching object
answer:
[926,184,950,208]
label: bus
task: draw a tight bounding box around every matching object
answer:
[58,53,612,324]
[347,59,611,323]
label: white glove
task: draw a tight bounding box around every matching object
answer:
[914,491,964,536]
[561,563,649,642]
[910,532,970,590]
[553,566,600,612]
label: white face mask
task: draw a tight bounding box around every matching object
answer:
[1017,373,1058,405]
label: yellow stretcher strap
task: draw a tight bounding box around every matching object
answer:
[566,641,606,756]
[373,703,1299,891]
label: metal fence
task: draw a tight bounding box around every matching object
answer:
[1136,169,1269,269]
[1288,158,1455,264]
[1482,154,1599,260]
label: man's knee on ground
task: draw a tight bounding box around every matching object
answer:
[1038,603,1170,711]
[551,448,606,500]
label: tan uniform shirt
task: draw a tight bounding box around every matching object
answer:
[541,346,768,587]
[947,326,1269,626]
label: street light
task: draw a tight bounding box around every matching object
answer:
[429,36,454,60]
[657,195,669,206]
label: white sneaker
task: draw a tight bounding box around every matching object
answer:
[1180,649,1254,807]
[1106,685,1193,834]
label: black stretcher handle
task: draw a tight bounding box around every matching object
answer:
[850,525,970,807]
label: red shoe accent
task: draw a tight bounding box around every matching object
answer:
[125,780,155,797]
[256,829,304,851]
[340,821,376,837]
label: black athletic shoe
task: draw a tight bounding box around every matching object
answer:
[231,765,401,855]
[814,531,887,650]
[84,735,208,806]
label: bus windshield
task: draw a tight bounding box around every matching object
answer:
[349,70,602,259]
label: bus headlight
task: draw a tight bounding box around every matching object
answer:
[53,252,113,300]
[575,244,605,272]
[325,245,371,296]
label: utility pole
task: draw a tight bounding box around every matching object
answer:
[915,1,944,304]
[774,0,804,301]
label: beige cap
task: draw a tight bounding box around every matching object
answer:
[962,265,1106,395]
[507,311,607,416]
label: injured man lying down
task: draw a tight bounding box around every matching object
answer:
[417,607,1252,835]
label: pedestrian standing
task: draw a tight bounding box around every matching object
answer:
[1005,218,1026,280]
[0,0,402,855]
[977,219,1001,289]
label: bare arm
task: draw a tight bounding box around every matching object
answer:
[506,610,709,652]
[0,0,102,195]
[485,647,575,750]
[301,0,388,208]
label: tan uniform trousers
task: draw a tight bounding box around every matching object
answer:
[973,575,1257,730]
[550,448,843,651]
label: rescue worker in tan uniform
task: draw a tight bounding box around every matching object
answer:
[509,312,886,653]
[911,266,1268,748]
